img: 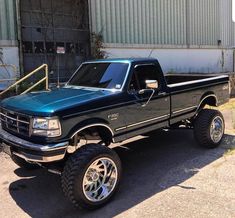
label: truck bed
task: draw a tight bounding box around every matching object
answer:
[166,74,229,91]
[165,74,229,125]
[165,74,216,85]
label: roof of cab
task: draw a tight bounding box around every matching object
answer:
[84,58,158,64]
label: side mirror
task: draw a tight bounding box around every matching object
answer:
[145,80,158,89]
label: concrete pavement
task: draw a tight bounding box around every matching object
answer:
[0,109,235,218]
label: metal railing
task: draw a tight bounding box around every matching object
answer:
[0,64,49,96]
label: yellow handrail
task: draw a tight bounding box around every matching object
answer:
[0,64,49,96]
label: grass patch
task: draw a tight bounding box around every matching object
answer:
[224,148,235,157]
[218,98,235,111]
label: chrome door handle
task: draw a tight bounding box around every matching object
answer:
[158,92,167,96]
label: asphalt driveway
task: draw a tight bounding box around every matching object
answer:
[0,110,235,218]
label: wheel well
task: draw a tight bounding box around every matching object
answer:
[198,95,217,111]
[70,125,113,147]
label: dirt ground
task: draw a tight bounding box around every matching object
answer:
[0,101,235,218]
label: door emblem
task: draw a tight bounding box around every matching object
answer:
[108,113,119,121]
[222,85,229,90]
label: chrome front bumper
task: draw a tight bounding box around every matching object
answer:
[0,124,69,163]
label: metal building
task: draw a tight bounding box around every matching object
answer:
[0,0,17,43]
[1,0,235,88]
[0,0,19,89]
[89,0,235,73]
[90,0,235,47]
[20,0,90,82]
[0,0,90,86]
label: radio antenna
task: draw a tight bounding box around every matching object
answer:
[148,49,154,58]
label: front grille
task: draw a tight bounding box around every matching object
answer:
[0,108,31,136]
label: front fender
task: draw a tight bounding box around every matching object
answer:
[66,118,113,139]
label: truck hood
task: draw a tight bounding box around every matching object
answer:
[0,87,116,116]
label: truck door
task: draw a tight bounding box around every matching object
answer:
[121,64,170,138]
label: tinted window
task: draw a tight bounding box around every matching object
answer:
[129,65,160,91]
[68,63,128,89]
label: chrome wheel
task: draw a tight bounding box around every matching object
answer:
[82,158,118,202]
[210,116,224,143]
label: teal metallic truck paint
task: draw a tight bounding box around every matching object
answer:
[0,58,230,209]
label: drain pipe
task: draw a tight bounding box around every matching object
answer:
[233,49,235,73]
[15,0,23,78]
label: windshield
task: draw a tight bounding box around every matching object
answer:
[68,62,129,89]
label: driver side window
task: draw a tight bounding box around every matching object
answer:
[129,64,160,92]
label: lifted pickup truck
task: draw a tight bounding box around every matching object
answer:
[0,58,230,209]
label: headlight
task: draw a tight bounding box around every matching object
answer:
[32,117,61,137]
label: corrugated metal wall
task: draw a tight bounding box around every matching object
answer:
[220,0,235,46]
[90,0,235,47]
[1,0,235,47]
[0,0,17,41]
[90,0,187,45]
[188,0,220,45]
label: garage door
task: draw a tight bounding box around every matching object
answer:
[20,0,90,83]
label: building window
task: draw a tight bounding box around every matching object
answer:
[22,41,33,53]
[66,43,75,54]
[34,42,45,54]
[46,42,55,54]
